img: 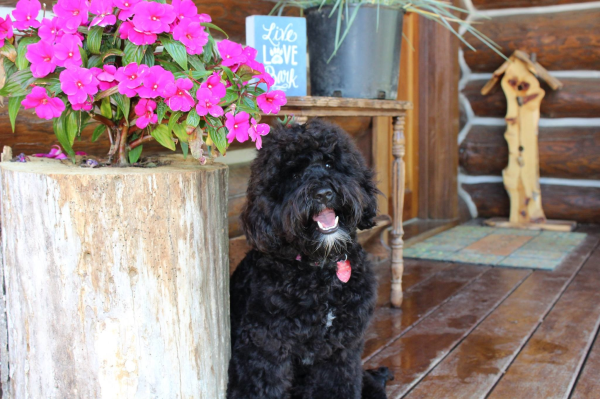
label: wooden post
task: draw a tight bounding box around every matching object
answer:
[0,159,230,398]
[390,115,406,308]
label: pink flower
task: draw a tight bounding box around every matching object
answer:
[257,90,287,114]
[113,0,140,21]
[137,65,174,98]
[172,19,207,55]
[200,72,226,99]
[72,97,94,111]
[38,17,60,43]
[53,34,83,68]
[54,0,89,32]
[91,65,118,91]
[12,0,40,30]
[198,13,211,23]
[225,111,250,143]
[195,88,223,117]
[119,20,134,38]
[59,66,99,104]
[0,16,13,48]
[114,62,149,97]
[241,47,275,90]
[218,40,246,67]
[248,118,270,150]
[124,23,158,46]
[163,77,195,112]
[33,145,63,158]
[26,41,56,78]
[90,0,117,27]
[172,0,197,21]
[132,1,175,34]
[22,87,65,120]
[134,99,158,129]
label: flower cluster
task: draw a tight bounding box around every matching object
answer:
[1,0,286,165]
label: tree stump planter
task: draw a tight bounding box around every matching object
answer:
[0,158,230,398]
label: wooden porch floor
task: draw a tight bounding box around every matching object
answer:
[365,224,600,399]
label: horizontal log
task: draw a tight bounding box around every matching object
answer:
[462,182,600,223]
[463,9,600,72]
[463,78,600,119]
[472,0,598,10]
[460,125,600,179]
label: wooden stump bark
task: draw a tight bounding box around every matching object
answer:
[0,159,230,398]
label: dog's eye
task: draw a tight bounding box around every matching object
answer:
[325,163,332,169]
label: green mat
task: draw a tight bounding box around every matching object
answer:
[404,226,587,270]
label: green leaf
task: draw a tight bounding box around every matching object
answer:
[219,66,236,84]
[208,117,227,155]
[188,54,206,72]
[186,108,200,127]
[113,94,130,121]
[66,111,79,145]
[8,95,24,132]
[101,48,124,60]
[101,97,112,118]
[123,42,146,65]
[160,35,188,70]
[156,101,167,123]
[79,46,89,70]
[53,114,76,160]
[220,87,239,105]
[155,58,182,73]
[0,69,34,96]
[242,96,259,112]
[88,26,103,54]
[0,42,17,62]
[16,37,39,70]
[87,55,103,68]
[173,123,188,143]
[92,124,106,142]
[168,111,182,134]
[143,49,155,67]
[202,37,215,64]
[200,22,229,39]
[181,141,189,159]
[129,145,143,163]
[151,124,176,151]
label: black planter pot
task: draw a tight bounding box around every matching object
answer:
[305,5,404,99]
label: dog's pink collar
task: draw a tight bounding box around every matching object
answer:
[295,254,352,283]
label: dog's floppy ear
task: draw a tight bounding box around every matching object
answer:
[241,194,282,253]
[357,166,380,230]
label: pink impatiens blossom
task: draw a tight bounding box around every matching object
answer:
[137,65,174,98]
[53,34,83,68]
[198,13,211,23]
[163,78,195,112]
[22,86,65,120]
[242,46,275,90]
[113,0,141,21]
[54,0,89,32]
[200,72,226,99]
[132,1,175,34]
[26,41,56,78]
[122,21,158,46]
[218,40,247,67]
[172,0,197,22]
[59,66,99,104]
[134,99,158,129]
[248,117,270,150]
[195,88,223,118]
[12,0,41,30]
[38,17,61,43]
[115,63,149,97]
[0,16,13,48]
[72,97,94,111]
[91,65,118,91]
[90,0,117,27]
[257,90,287,114]
[225,111,250,143]
[172,19,208,55]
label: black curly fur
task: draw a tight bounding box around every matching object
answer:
[228,119,390,399]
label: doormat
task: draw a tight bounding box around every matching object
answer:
[404,226,587,270]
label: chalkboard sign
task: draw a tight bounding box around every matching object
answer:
[246,16,307,97]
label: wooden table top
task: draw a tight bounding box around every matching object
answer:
[274,96,412,117]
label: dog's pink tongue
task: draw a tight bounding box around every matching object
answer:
[313,208,336,228]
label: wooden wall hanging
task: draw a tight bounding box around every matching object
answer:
[481,51,575,232]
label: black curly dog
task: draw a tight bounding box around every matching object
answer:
[227,119,392,399]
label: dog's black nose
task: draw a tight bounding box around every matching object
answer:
[314,188,333,203]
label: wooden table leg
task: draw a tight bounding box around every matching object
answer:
[390,115,406,308]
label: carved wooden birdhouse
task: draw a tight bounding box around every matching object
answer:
[480,51,575,231]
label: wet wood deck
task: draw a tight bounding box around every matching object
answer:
[366,225,600,399]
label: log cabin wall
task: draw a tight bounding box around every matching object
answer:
[458,0,600,224]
